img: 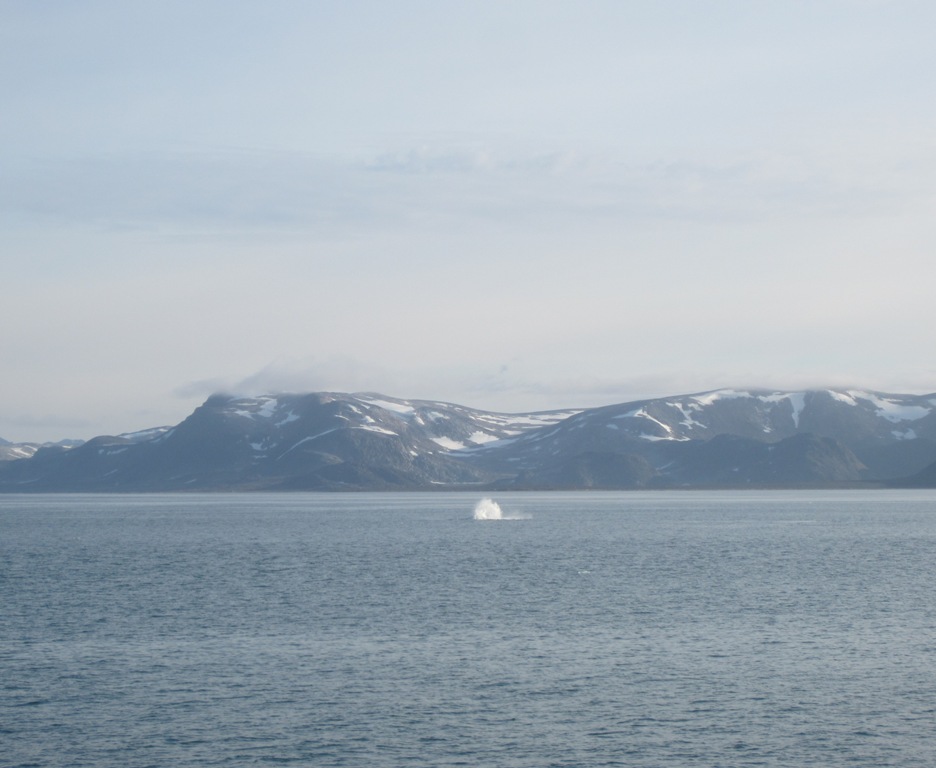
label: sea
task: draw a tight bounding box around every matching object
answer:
[3,490,936,767]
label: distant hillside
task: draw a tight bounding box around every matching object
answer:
[2,388,935,491]
[889,457,936,488]
[0,437,84,462]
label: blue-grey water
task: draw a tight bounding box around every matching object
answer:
[3,490,936,767]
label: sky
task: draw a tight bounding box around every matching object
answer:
[3,0,936,443]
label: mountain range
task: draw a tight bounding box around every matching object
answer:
[2,388,936,491]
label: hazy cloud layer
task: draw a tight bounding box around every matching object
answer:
[3,1,936,441]
[3,140,934,234]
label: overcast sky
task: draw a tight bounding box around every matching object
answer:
[3,0,936,442]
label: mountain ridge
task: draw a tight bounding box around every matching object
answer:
[2,387,935,491]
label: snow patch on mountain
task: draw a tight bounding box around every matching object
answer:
[431,436,466,450]
[467,431,499,445]
[153,428,174,442]
[614,407,690,441]
[355,425,398,436]
[232,396,279,419]
[691,389,751,406]
[496,412,580,427]
[5,446,37,459]
[97,446,128,455]
[827,390,859,406]
[787,393,806,428]
[278,430,338,458]
[636,410,677,439]
[850,391,931,423]
[356,395,415,415]
[115,426,172,443]
[672,402,705,430]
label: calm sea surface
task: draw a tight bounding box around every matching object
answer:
[3,490,936,767]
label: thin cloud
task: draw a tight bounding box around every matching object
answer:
[174,357,400,401]
[4,138,933,238]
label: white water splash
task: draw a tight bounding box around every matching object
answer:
[473,498,530,520]
[473,498,503,520]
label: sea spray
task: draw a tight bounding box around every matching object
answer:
[473,498,530,520]
[474,498,503,520]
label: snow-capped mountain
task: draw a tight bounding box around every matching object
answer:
[2,388,935,491]
[0,437,83,462]
[0,439,40,462]
[0,392,577,491]
[475,388,936,479]
[498,388,936,446]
